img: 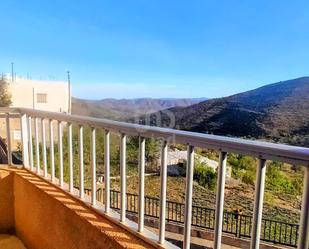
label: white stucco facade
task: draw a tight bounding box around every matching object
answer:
[8,77,70,113]
[1,77,71,149]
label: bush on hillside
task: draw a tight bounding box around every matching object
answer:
[266,161,302,196]
[194,161,217,190]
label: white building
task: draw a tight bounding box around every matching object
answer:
[167,149,219,170]
[9,77,71,113]
[0,76,71,149]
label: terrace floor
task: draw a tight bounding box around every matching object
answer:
[0,234,27,249]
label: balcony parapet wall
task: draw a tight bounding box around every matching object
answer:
[0,166,157,249]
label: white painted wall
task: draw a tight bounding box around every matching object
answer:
[8,77,70,113]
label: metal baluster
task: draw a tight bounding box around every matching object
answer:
[120,133,126,222]
[28,116,34,170]
[79,125,84,199]
[200,207,202,226]
[104,130,110,213]
[298,166,309,249]
[41,119,47,177]
[68,123,73,193]
[5,114,12,165]
[91,127,96,206]
[203,209,206,227]
[58,121,63,187]
[294,225,299,245]
[49,120,55,182]
[34,117,40,174]
[183,145,194,249]
[20,114,29,168]
[284,223,288,244]
[250,158,267,249]
[290,224,292,245]
[138,136,145,232]
[214,151,228,249]
[279,222,282,244]
[262,220,266,240]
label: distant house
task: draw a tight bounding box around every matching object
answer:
[167,149,231,177]
[167,149,218,169]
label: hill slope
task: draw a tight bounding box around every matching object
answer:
[135,77,309,146]
[72,97,206,121]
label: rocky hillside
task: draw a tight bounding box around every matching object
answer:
[135,77,309,146]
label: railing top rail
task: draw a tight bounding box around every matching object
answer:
[3,107,309,166]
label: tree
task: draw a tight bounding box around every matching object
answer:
[0,77,12,107]
[126,136,160,172]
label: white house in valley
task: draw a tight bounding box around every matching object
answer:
[166,149,232,177]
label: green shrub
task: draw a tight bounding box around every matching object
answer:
[194,161,217,190]
[266,162,302,195]
[242,171,255,185]
[228,154,256,184]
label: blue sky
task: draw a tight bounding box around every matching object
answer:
[0,0,308,99]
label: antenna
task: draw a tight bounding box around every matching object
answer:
[11,62,14,82]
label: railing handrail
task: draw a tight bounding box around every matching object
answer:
[2,107,309,166]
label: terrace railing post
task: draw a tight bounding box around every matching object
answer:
[68,123,74,193]
[250,158,267,249]
[49,119,55,182]
[159,140,168,244]
[104,130,110,213]
[138,136,145,232]
[183,145,195,249]
[5,114,12,165]
[20,114,29,168]
[79,125,84,199]
[120,133,127,223]
[91,127,96,206]
[58,121,63,187]
[28,116,34,170]
[41,119,47,177]
[34,117,40,174]
[298,166,309,249]
[214,151,227,249]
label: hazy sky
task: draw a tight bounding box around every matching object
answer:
[1,0,308,99]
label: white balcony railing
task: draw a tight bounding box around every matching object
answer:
[1,107,309,249]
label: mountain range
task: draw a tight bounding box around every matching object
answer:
[72,97,207,121]
[134,77,309,146]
